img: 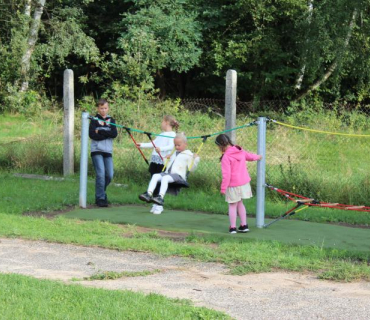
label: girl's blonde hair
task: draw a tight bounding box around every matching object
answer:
[174,133,187,143]
[163,115,179,132]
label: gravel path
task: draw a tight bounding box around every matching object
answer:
[0,238,370,320]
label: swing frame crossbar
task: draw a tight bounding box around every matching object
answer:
[264,183,370,228]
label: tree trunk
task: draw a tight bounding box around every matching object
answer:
[20,0,46,92]
[156,70,166,99]
[294,0,314,90]
[24,0,32,16]
[295,8,358,101]
[177,72,186,99]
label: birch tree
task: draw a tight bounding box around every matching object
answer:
[24,0,31,17]
[20,0,45,92]
[295,0,314,90]
[296,8,358,100]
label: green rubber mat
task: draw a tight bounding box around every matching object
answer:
[65,205,370,252]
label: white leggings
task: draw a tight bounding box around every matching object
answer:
[148,174,175,197]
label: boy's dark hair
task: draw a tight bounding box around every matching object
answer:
[97,98,108,107]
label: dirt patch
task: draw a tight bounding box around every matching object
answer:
[133,226,189,241]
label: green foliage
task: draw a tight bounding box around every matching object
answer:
[101,0,202,96]
[3,0,370,103]
[3,87,44,115]
[36,7,101,69]
[0,273,229,319]
[83,269,161,281]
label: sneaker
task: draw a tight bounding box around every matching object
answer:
[96,199,108,207]
[139,192,152,203]
[238,224,249,233]
[151,195,164,206]
[150,204,157,213]
[229,227,237,234]
[153,205,163,215]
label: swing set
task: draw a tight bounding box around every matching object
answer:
[264,183,370,228]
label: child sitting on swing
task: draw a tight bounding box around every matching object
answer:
[139,133,200,213]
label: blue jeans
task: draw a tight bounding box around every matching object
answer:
[91,154,113,201]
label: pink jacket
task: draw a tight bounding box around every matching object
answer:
[220,146,260,193]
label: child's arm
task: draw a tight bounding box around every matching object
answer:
[137,142,153,149]
[97,119,118,139]
[220,156,231,194]
[89,120,107,141]
[137,135,161,149]
[189,154,200,172]
[244,150,262,161]
[159,136,175,152]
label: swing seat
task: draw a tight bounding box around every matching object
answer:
[157,180,189,197]
[295,199,314,203]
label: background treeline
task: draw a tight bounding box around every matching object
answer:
[1,0,370,112]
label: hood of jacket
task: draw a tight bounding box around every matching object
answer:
[223,145,244,161]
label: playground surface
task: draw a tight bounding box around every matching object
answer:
[65,205,370,253]
[1,237,370,320]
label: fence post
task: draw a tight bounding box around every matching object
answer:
[225,70,237,143]
[63,69,74,176]
[79,111,89,208]
[256,116,267,228]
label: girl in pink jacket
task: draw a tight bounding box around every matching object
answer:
[215,134,262,234]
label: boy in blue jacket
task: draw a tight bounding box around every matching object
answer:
[89,99,118,207]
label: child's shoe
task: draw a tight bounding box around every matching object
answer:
[238,224,249,233]
[96,199,108,207]
[153,205,163,215]
[152,195,164,206]
[150,204,157,213]
[229,227,237,234]
[139,192,152,203]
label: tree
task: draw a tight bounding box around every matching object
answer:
[115,0,202,98]
[20,0,46,92]
[294,0,361,101]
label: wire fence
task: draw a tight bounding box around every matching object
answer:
[3,98,370,204]
[109,100,258,190]
[81,98,370,200]
[180,98,370,205]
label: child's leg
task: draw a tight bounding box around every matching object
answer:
[149,163,164,196]
[148,174,162,194]
[91,154,106,202]
[158,175,175,197]
[228,202,238,228]
[103,156,114,191]
[237,200,247,226]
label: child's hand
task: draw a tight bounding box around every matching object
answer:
[155,147,161,153]
[258,155,263,160]
[193,154,199,158]
[165,155,171,159]
[95,130,99,134]
[136,143,141,147]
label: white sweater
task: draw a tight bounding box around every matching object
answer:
[139,131,176,164]
[165,149,200,181]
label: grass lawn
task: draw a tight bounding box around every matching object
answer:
[1,173,370,281]
[0,113,57,144]
[0,273,229,320]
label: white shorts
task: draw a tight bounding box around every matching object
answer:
[225,183,253,203]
